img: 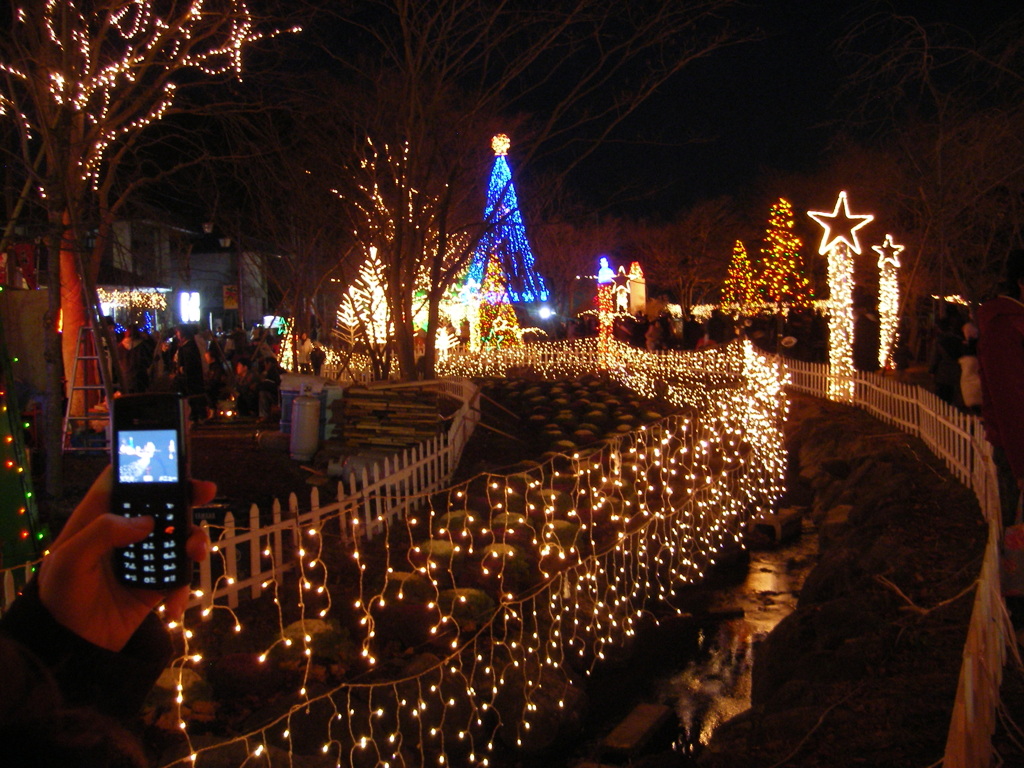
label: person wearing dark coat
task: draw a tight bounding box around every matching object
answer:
[0,467,213,767]
[977,249,1024,526]
[174,325,206,421]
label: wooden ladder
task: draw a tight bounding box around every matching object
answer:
[62,325,112,453]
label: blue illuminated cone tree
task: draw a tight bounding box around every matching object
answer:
[467,135,549,304]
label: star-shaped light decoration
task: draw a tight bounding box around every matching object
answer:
[808,191,874,255]
[491,133,510,156]
[872,234,904,269]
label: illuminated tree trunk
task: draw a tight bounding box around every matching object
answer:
[59,219,88,412]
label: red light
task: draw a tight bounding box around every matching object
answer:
[164,526,176,535]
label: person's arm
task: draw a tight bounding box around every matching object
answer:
[0,467,214,718]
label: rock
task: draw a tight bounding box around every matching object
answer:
[819,503,853,549]
[752,506,803,545]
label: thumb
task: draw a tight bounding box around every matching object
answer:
[68,514,155,562]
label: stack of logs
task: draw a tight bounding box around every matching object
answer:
[339,384,442,451]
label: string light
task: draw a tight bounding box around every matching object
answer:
[4,339,785,767]
[0,376,48,569]
[96,287,168,311]
[465,135,549,303]
[596,257,615,367]
[808,192,874,402]
[872,235,904,370]
[477,255,524,349]
[0,1,299,189]
[335,140,470,371]
[721,240,756,315]
[758,199,813,308]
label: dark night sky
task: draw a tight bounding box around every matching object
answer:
[563,0,1022,218]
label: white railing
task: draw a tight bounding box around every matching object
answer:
[189,377,480,612]
[784,358,1009,768]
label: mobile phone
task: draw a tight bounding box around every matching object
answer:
[110,393,192,589]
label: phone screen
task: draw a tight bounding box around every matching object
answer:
[111,394,192,590]
[116,429,180,483]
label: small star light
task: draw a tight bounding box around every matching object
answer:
[873,234,905,370]
[808,191,874,255]
[872,234,904,269]
[491,134,510,156]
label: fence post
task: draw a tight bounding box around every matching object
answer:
[382,455,393,529]
[3,569,15,614]
[370,462,383,536]
[272,498,283,569]
[249,504,263,601]
[223,512,239,610]
[199,521,213,614]
[361,466,373,539]
[348,472,360,542]
[336,481,350,545]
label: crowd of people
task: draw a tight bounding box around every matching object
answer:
[110,323,301,424]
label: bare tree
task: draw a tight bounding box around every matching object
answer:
[0,0,297,495]
[834,11,1024,306]
[629,197,740,307]
[322,0,752,379]
[203,98,359,357]
[533,213,623,320]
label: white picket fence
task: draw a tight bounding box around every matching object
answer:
[0,378,480,614]
[188,377,480,612]
[785,359,1009,768]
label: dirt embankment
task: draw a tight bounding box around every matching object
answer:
[700,393,989,767]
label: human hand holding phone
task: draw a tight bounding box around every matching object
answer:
[37,466,214,652]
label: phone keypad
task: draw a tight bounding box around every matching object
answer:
[116,499,186,586]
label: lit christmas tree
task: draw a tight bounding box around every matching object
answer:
[466,135,549,303]
[0,311,48,569]
[721,240,756,313]
[759,198,813,308]
[478,254,523,348]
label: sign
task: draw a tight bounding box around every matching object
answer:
[223,284,239,310]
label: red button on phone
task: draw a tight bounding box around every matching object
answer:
[164,526,175,535]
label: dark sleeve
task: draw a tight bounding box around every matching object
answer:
[0,579,172,719]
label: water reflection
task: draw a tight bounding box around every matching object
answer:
[662,527,819,757]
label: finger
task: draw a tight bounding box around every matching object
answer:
[163,585,190,622]
[191,478,217,507]
[72,513,155,558]
[185,525,210,563]
[53,466,114,546]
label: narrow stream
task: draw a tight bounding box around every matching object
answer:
[546,522,819,767]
